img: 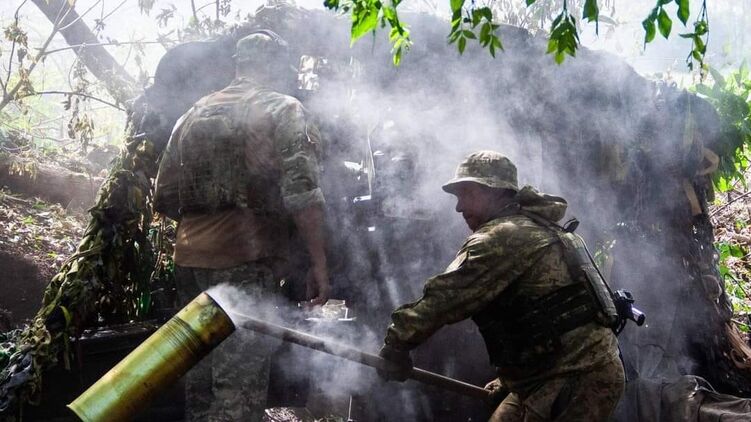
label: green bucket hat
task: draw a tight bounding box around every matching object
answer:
[442,150,519,194]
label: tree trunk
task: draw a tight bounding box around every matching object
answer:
[0,155,103,209]
[30,0,136,105]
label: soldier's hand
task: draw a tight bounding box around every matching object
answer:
[377,344,413,382]
[484,378,509,408]
[305,265,330,306]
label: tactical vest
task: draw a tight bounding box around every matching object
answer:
[177,102,249,214]
[472,211,619,370]
[154,101,249,218]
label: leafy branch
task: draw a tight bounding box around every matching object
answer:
[695,65,751,192]
[448,1,502,57]
[3,0,30,97]
[0,1,73,112]
[679,1,708,74]
[324,0,412,65]
[545,1,579,64]
[329,0,710,70]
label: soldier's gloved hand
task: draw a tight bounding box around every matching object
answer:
[377,344,413,382]
[484,378,509,408]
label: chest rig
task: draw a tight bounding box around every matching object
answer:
[472,211,619,370]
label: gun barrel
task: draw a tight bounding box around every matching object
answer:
[232,311,490,401]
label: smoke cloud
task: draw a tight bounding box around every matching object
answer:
[143,2,734,420]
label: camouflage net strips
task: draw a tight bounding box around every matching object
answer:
[0,114,163,416]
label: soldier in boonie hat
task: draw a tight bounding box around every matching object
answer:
[440,150,520,232]
[442,150,519,194]
[378,150,625,420]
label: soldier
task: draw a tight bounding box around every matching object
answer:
[154,31,329,421]
[377,151,624,421]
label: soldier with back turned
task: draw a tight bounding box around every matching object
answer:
[154,31,330,421]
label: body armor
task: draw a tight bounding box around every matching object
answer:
[154,102,249,218]
[472,211,619,369]
[177,103,248,214]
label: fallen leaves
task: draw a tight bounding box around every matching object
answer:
[0,189,86,272]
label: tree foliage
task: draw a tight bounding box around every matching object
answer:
[696,65,751,191]
[326,0,710,70]
[695,66,751,336]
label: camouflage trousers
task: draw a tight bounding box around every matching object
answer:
[176,261,283,422]
[489,353,625,422]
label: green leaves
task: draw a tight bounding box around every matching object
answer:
[388,21,411,66]
[642,4,673,45]
[640,0,708,74]
[718,242,746,261]
[323,0,340,9]
[326,0,411,65]
[450,0,464,15]
[447,5,502,57]
[547,11,579,64]
[331,0,707,70]
[717,241,747,311]
[351,0,381,42]
[458,36,467,54]
[679,3,708,73]
[676,0,690,25]
[582,0,599,25]
[642,10,657,44]
[657,8,672,38]
[695,64,751,192]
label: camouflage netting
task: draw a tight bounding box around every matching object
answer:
[1,4,750,420]
[0,112,165,414]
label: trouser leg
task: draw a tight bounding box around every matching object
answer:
[489,354,625,422]
[176,262,280,422]
[208,320,273,421]
[551,355,625,421]
[175,266,212,422]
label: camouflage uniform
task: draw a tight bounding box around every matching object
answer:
[159,78,325,269]
[384,152,624,421]
[159,35,325,421]
[176,262,283,422]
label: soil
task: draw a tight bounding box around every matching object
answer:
[0,190,87,326]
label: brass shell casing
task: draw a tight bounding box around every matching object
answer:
[68,292,235,422]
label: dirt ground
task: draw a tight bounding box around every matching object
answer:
[0,190,86,327]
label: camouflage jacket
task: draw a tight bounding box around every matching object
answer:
[384,187,620,393]
[169,78,325,269]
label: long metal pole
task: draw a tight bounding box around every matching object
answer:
[232,312,490,401]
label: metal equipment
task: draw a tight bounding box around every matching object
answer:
[233,310,491,401]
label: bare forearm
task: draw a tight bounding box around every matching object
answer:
[293,203,330,305]
[293,203,327,270]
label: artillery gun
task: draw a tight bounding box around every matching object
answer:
[20,26,447,421]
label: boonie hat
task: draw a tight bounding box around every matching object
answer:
[442,150,519,194]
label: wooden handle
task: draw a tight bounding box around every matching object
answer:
[233,312,490,401]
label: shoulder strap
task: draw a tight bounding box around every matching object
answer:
[518,209,619,328]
